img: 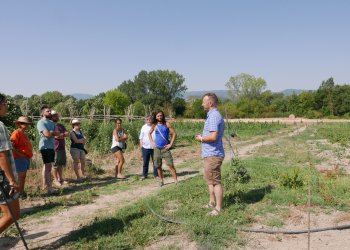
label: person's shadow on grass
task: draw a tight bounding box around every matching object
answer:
[35,211,145,250]
[225,184,274,205]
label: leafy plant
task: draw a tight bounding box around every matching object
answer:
[229,158,251,184]
[279,167,304,189]
[223,158,251,199]
[86,160,106,175]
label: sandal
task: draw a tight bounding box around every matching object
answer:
[202,202,215,209]
[207,208,221,216]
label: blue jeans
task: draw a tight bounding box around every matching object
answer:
[142,148,158,178]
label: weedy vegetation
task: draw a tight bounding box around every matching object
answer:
[6,121,350,249]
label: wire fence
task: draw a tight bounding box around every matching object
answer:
[28,114,146,122]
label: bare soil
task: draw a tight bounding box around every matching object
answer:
[244,207,350,250]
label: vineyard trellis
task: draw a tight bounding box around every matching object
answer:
[28,114,146,122]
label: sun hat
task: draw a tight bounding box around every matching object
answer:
[71,118,81,125]
[15,116,32,124]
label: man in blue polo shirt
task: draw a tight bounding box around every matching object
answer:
[37,105,60,194]
[195,92,225,216]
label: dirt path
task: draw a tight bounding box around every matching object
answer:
[22,173,202,249]
[244,208,350,250]
[4,125,350,250]
[1,128,287,250]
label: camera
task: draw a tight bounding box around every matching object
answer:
[0,170,13,200]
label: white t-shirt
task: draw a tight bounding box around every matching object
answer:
[139,124,155,149]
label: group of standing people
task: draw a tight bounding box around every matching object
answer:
[138,94,225,216]
[113,93,224,216]
[112,110,178,187]
[138,111,178,186]
[0,93,90,234]
[8,105,87,197]
[37,106,87,194]
[0,91,225,234]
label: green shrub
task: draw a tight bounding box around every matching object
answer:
[223,158,251,199]
[89,122,115,154]
[279,167,304,189]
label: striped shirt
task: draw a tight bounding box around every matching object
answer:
[202,108,225,158]
[0,121,17,179]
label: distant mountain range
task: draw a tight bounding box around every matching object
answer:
[71,93,94,100]
[280,89,306,96]
[183,90,229,99]
[71,89,308,100]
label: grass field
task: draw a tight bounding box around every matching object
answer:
[3,122,350,249]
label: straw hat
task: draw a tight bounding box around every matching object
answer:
[71,118,81,125]
[51,110,59,116]
[15,116,32,124]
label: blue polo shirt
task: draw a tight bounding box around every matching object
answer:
[202,108,225,158]
[37,119,56,150]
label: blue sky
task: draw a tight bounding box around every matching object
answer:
[1,0,349,96]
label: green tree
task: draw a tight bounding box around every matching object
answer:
[81,93,105,116]
[118,70,187,109]
[0,95,22,131]
[285,94,299,115]
[26,95,43,116]
[104,89,130,115]
[172,97,186,117]
[314,77,335,115]
[237,97,265,118]
[333,85,350,116]
[297,91,316,116]
[191,98,206,119]
[41,91,65,108]
[53,97,78,117]
[226,73,267,101]
[270,92,288,117]
[133,101,146,116]
[219,101,241,118]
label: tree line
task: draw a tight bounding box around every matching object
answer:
[2,71,350,130]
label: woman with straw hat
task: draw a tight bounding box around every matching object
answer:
[69,118,87,181]
[10,117,33,199]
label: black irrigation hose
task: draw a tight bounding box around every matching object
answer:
[146,202,187,225]
[147,120,350,235]
[241,224,350,234]
[146,202,350,234]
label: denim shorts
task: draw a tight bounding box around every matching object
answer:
[111,146,123,154]
[14,158,30,173]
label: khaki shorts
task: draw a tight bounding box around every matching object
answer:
[54,150,67,167]
[154,148,174,168]
[204,156,224,185]
[70,147,86,161]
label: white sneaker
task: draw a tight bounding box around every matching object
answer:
[60,180,69,185]
[53,180,62,187]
